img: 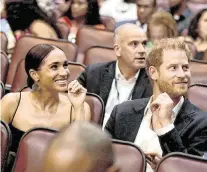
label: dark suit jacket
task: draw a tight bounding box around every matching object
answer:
[77,61,152,106]
[105,98,207,156]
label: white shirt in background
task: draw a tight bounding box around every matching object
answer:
[134,96,184,172]
[99,0,137,22]
[103,61,140,128]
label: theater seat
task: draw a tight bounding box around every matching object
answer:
[85,93,104,125]
[1,51,9,84]
[11,60,85,92]
[76,26,114,63]
[0,81,5,99]
[112,140,146,172]
[13,128,146,172]
[10,59,27,92]
[100,16,116,31]
[1,121,12,172]
[12,128,57,172]
[84,46,116,66]
[187,84,207,112]
[68,62,86,83]
[190,59,207,84]
[6,36,77,90]
[156,152,207,172]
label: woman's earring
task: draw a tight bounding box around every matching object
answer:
[32,82,40,91]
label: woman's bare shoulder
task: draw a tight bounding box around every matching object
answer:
[1,92,20,104]
[1,92,22,123]
[1,92,31,103]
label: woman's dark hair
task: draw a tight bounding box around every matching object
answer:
[188,9,207,40]
[25,44,56,88]
[66,0,102,25]
[6,0,62,38]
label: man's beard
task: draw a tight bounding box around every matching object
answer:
[157,78,188,98]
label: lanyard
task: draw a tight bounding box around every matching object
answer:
[114,77,135,102]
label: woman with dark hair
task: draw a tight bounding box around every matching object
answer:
[58,0,103,42]
[0,44,91,153]
[188,9,207,53]
[6,0,62,39]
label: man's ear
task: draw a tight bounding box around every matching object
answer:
[114,44,121,57]
[148,66,159,81]
[106,165,120,172]
[29,69,40,82]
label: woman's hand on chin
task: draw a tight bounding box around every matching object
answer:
[67,80,87,109]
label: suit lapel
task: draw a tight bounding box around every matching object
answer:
[120,98,149,142]
[174,99,194,135]
[99,62,116,106]
[132,68,148,99]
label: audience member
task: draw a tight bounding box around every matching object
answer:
[97,0,104,7]
[6,0,62,39]
[168,0,193,34]
[37,0,56,17]
[99,0,137,22]
[188,9,207,55]
[60,0,103,43]
[147,11,178,44]
[78,24,152,127]
[178,35,197,58]
[55,0,71,17]
[116,0,157,32]
[43,121,119,172]
[0,0,16,52]
[0,44,91,153]
[105,38,207,171]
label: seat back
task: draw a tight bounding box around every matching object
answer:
[190,59,207,84]
[1,121,12,172]
[85,93,104,125]
[68,62,86,83]
[112,140,146,172]
[156,152,207,172]
[84,46,116,66]
[0,32,8,53]
[0,81,5,99]
[1,51,9,84]
[11,60,85,92]
[11,59,27,92]
[100,16,116,31]
[187,84,207,112]
[6,36,77,89]
[76,26,114,63]
[12,128,57,172]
